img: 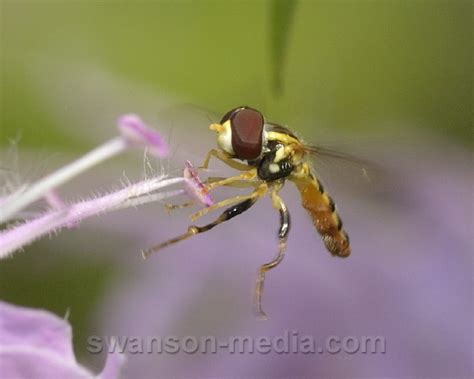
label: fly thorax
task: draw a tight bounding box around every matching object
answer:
[257,141,294,181]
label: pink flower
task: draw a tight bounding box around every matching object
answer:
[0,113,169,224]
[0,113,183,258]
[0,176,185,259]
[0,300,124,378]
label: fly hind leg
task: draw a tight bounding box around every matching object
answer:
[142,196,261,259]
[254,189,291,320]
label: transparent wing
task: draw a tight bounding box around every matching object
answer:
[265,121,382,185]
[301,143,389,197]
[304,144,378,179]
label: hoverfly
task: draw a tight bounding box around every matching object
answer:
[143,106,353,319]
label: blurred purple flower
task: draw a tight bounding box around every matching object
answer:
[92,140,471,378]
[0,300,124,379]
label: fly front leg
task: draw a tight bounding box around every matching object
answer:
[200,149,253,171]
[165,171,259,216]
[164,201,195,214]
[165,170,258,215]
[206,176,260,189]
[205,169,257,191]
[254,187,291,320]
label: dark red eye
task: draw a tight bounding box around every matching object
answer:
[220,108,238,124]
[229,107,264,160]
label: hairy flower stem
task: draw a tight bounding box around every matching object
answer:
[0,176,185,259]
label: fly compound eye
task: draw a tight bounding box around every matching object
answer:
[229,107,264,160]
[220,107,239,124]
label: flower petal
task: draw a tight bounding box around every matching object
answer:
[0,301,75,360]
[0,301,125,379]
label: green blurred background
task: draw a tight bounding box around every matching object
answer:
[0,0,471,368]
[2,0,471,149]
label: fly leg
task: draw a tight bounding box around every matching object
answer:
[142,191,265,259]
[206,176,260,189]
[164,201,195,214]
[190,182,266,222]
[204,169,257,190]
[164,174,259,214]
[254,188,291,320]
[200,149,253,171]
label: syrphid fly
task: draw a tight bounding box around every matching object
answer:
[143,106,371,319]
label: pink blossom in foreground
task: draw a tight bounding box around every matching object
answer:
[0,113,215,259]
[0,157,215,259]
[0,113,169,224]
[0,300,124,379]
[0,176,185,259]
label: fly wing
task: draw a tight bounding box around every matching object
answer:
[301,143,390,201]
[290,163,351,258]
[303,144,380,181]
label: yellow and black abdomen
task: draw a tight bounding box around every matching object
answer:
[291,164,351,258]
